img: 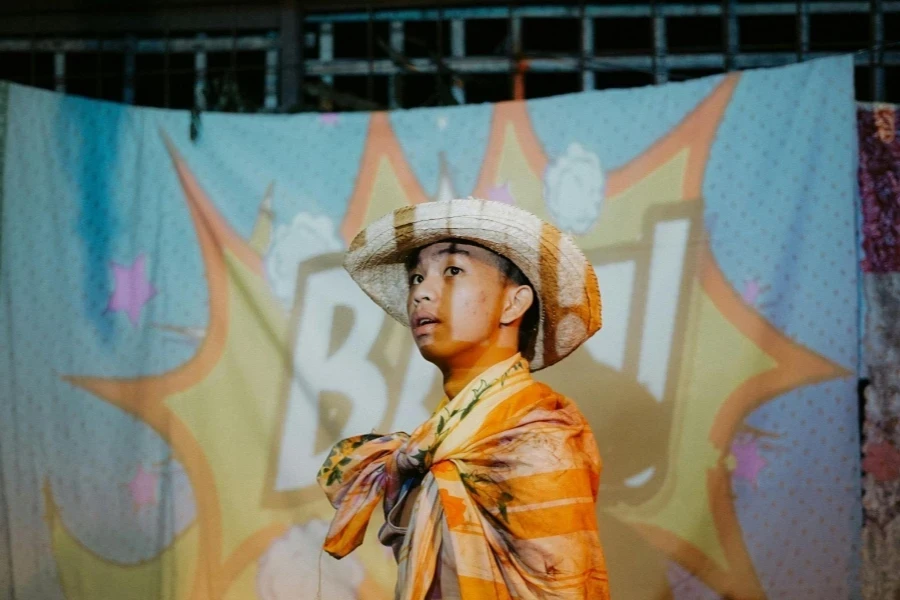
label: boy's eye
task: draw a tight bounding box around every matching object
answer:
[409,273,424,285]
[446,266,462,276]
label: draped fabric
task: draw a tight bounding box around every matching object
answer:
[857,103,900,600]
[319,355,609,599]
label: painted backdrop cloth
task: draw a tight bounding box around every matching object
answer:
[319,355,609,599]
[857,103,900,600]
[0,55,860,600]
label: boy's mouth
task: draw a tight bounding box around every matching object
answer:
[411,312,440,335]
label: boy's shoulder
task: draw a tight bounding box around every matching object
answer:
[505,380,592,426]
[521,380,582,407]
[495,380,601,469]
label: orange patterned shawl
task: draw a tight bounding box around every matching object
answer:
[318,355,610,599]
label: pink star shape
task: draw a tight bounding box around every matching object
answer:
[127,465,158,510]
[732,437,767,487]
[487,181,515,205]
[319,112,340,126]
[741,278,763,306]
[107,255,157,326]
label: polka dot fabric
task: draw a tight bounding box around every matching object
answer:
[0,56,860,600]
[704,58,860,599]
[0,87,199,599]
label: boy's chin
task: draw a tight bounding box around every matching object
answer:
[415,341,443,364]
[416,338,490,367]
[415,340,457,365]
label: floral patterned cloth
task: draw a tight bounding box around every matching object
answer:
[859,104,900,274]
[859,104,900,600]
[318,354,610,599]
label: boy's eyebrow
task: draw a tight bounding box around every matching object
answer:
[407,242,471,271]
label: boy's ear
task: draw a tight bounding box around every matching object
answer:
[500,285,534,326]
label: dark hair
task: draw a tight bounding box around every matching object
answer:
[404,240,540,360]
[502,257,540,360]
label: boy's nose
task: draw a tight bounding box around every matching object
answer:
[412,274,439,305]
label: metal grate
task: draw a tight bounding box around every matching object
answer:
[0,2,898,111]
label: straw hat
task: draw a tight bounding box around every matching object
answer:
[343,198,602,370]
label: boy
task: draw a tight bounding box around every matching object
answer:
[318,198,610,599]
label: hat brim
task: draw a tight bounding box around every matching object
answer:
[343,199,601,370]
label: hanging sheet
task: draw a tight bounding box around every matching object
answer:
[0,56,860,599]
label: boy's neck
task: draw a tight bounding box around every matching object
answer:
[440,346,520,399]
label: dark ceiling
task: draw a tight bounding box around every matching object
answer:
[0,0,501,16]
[0,0,521,35]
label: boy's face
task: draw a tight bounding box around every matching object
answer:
[406,241,519,366]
